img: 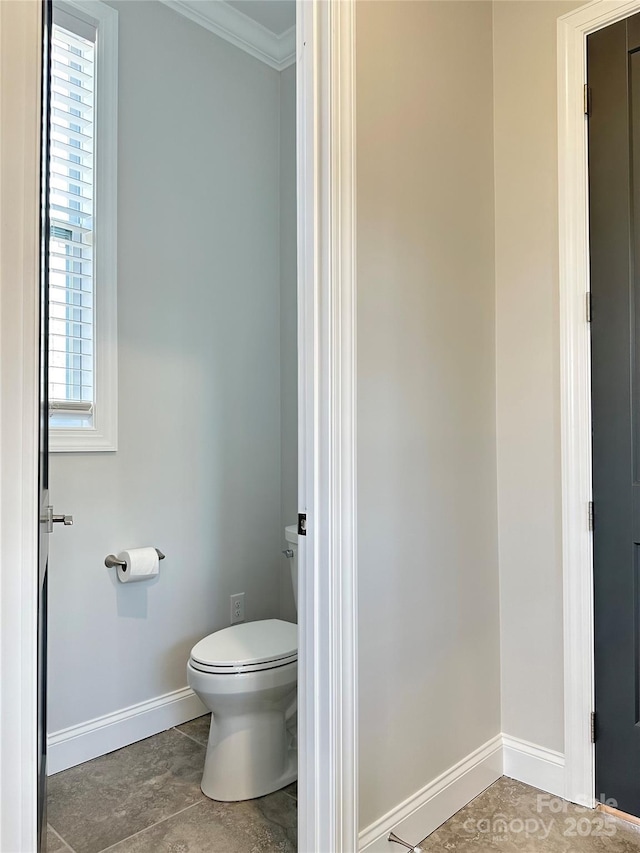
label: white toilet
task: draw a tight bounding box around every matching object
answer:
[187,525,299,802]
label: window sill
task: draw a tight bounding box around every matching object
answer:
[49,428,117,453]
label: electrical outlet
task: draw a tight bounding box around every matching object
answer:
[230,593,245,624]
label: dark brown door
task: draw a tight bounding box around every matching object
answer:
[588,10,640,817]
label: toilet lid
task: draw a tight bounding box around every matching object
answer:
[190,619,297,669]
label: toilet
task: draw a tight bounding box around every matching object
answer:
[187,525,299,802]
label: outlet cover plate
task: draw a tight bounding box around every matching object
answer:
[230,592,245,624]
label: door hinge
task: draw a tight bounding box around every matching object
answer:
[584,84,591,117]
[586,291,592,323]
[588,501,594,531]
[298,513,307,536]
[591,711,597,743]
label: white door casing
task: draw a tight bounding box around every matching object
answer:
[296,0,358,851]
[0,1,43,850]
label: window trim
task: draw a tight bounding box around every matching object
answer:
[49,0,118,452]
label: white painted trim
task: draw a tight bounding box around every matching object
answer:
[0,2,42,849]
[358,735,568,852]
[161,1,295,71]
[358,736,503,852]
[296,0,358,851]
[558,0,640,809]
[50,0,118,453]
[503,734,566,800]
[47,687,207,775]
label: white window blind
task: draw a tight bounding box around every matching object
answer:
[48,19,96,428]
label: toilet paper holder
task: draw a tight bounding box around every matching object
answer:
[105,548,165,569]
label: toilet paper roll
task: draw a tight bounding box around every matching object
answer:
[116,547,159,583]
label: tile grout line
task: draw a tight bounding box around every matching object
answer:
[171,725,208,749]
[97,800,204,853]
[48,823,77,853]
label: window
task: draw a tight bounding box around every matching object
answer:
[48,0,118,451]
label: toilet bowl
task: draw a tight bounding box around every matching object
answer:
[187,526,299,802]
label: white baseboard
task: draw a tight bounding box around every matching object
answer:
[358,734,568,852]
[358,735,503,852]
[47,687,207,775]
[502,733,565,799]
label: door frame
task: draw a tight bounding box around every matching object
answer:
[0,0,358,850]
[0,1,43,850]
[296,1,358,851]
[558,0,640,810]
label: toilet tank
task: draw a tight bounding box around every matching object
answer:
[284,525,298,612]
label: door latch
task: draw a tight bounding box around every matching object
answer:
[44,506,73,533]
[298,513,307,536]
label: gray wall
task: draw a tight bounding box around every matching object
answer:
[279,64,298,624]
[357,0,500,830]
[493,0,585,753]
[48,1,296,733]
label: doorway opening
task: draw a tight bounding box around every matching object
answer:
[43,1,299,850]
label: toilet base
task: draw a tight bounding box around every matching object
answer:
[201,711,297,802]
[201,747,297,802]
[187,655,298,802]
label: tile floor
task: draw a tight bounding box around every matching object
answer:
[46,714,297,853]
[48,728,640,853]
[417,776,640,852]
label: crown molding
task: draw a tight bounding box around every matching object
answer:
[162,0,295,71]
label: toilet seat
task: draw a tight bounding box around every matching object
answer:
[189,618,297,675]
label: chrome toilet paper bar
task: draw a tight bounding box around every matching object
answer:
[104,548,165,569]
